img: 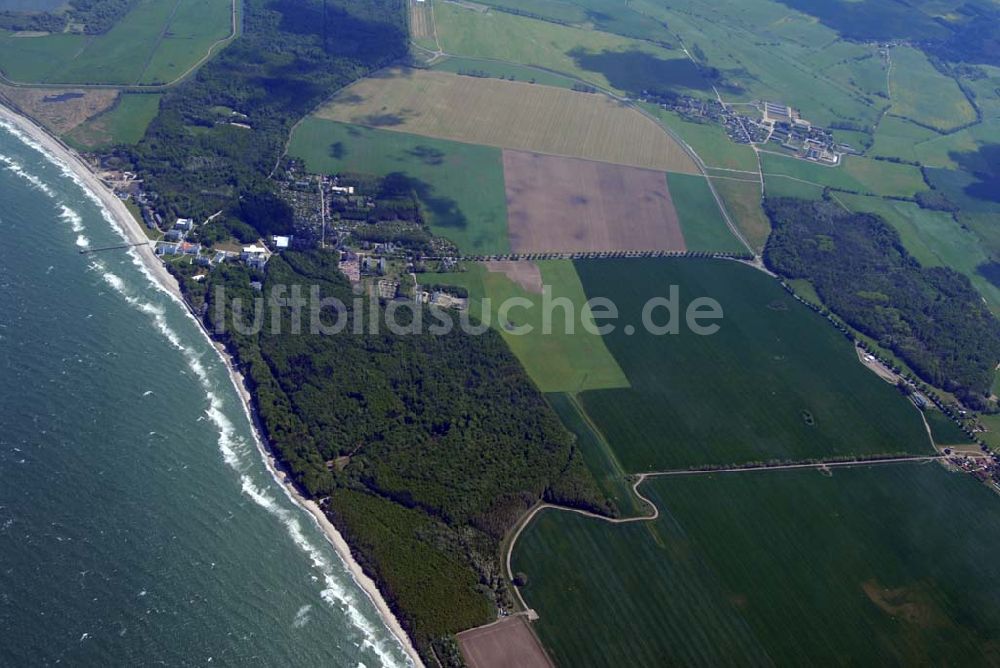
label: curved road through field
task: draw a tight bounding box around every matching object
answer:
[504,453,943,613]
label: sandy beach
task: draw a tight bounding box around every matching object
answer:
[0,101,423,668]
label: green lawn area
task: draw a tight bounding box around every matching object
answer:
[761,152,926,198]
[838,193,1000,313]
[421,261,628,393]
[643,104,759,172]
[666,173,746,252]
[66,93,161,149]
[572,258,930,470]
[0,0,232,85]
[430,0,706,96]
[514,463,1000,666]
[889,46,977,132]
[289,118,510,255]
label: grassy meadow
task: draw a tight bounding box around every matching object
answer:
[572,258,931,470]
[288,118,510,255]
[423,261,628,393]
[514,463,1000,666]
[430,0,709,96]
[0,0,233,85]
[665,173,746,252]
[888,47,976,132]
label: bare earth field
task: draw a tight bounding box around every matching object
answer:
[484,260,543,293]
[457,615,553,668]
[503,150,685,253]
[319,68,698,173]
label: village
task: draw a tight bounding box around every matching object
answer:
[92,156,469,311]
[643,92,855,164]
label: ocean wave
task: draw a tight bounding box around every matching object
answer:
[0,152,56,197]
[2,115,409,668]
[59,204,85,233]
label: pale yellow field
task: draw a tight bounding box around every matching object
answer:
[317,68,699,174]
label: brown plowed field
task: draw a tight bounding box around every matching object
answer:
[457,615,553,668]
[503,150,686,253]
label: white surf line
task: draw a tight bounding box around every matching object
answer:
[0,102,422,668]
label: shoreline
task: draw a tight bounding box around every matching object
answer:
[0,102,424,668]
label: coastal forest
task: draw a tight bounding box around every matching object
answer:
[205,250,609,662]
[764,197,1000,409]
[114,0,408,224]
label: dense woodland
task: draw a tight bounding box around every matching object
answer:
[204,250,609,662]
[764,197,1000,409]
[112,0,408,227]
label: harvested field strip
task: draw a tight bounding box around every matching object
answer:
[319,68,699,173]
[503,150,686,254]
[514,464,1000,666]
[409,0,434,40]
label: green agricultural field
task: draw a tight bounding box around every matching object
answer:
[66,93,161,149]
[642,104,759,172]
[763,173,825,199]
[422,261,628,393]
[665,173,746,252]
[430,57,579,89]
[430,0,708,96]
[709,176,770,252]
[288,118,510,255]
[0,0,234,85]
[888,46,976,132]
[837,193,1000,312]
[761,152,926,198]
[514,463,1000,666]
[572,258,930,470]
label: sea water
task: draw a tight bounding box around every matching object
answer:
[0,122,409,666]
